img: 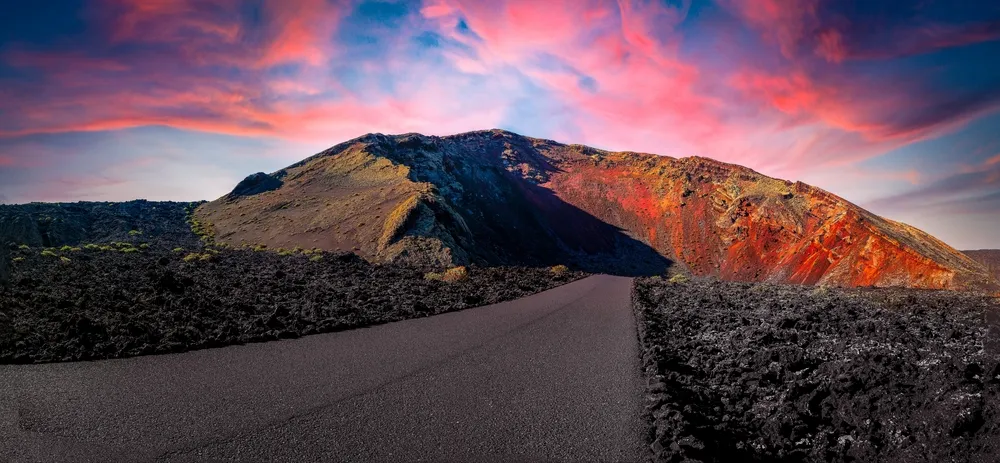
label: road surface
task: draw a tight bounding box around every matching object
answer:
[0,275,646,462]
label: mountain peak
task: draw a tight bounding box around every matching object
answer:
[196,130,999,290]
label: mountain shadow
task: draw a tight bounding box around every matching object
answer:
[197,131,671,276]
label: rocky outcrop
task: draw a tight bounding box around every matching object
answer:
[228,172,283,198]
[196,130,998,289]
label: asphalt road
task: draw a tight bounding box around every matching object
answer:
[0,275,646,462]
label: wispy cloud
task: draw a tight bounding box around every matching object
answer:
[0,0,999,247]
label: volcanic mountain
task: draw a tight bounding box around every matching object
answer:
[196,130,998,290]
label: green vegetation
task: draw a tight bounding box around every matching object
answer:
[172,247,184,253]
[68,247,82,252]
[668,273,690,284]
[128,230,143,236]
[59,256,72,264]
[41,250,58,258]
[277,248,295,256]
[12,257,24,262]
[59,245,73,252]
[252,244,267,252]
[550,264,570,275]
[121,247,140,253]
[18,244,29,250]
[309,255,324,262]
[183,252,216,262]
[83,244,101,250]
[188,211,217,246]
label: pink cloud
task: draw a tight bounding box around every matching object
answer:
[2,0,998,191]
[720,0,819,59]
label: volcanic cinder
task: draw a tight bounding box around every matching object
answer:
[964,250,1000,283]
[197,130,998,290]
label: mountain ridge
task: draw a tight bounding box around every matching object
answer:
[195,129,998,290]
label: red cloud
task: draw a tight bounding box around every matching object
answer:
[1,0,998,189]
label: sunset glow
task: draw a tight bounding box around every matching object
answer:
[1,0,999,248]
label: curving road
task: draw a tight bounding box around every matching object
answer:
[0,275,646,462]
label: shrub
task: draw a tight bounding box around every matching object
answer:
[41,250,58,258]
[668,273,689,284]
[139,243,150,249]
[811,285,831,297]
[309,255,323,262]
[13,257,24,262]
[550,264,570,275]
[442,266,468,283]
[128,230,143,236]
[99,245,115,252]
[424,272,443,281]
[277,248,294,256]
[199,253,216,262]
[59,256,71,264]
[59,245,73,252]
[183,253,201,262]
[252,244,267,252]
[83,244,100,250]
[69,247,81,252]
[18,244,29,250]
[173,247,184,253]
[122,247,140,253]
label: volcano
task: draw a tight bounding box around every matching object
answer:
[195,130,997,290]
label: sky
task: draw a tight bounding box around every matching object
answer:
[0,0,999,249]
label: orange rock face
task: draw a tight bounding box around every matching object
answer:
[200,130,999,290]
[543,152,993,289]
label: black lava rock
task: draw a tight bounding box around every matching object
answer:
[0,247,585,364]
[633,277,1000,462]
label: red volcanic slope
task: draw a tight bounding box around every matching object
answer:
[545,150,992,289]
[197,130,998,290]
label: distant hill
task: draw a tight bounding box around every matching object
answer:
[0,201,200,249]
[964,250,1000,282]
[195,130,998,290]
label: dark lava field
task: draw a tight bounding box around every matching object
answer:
[634,277,1000,462]
[0,245,583,364]
[0,200,584,363]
